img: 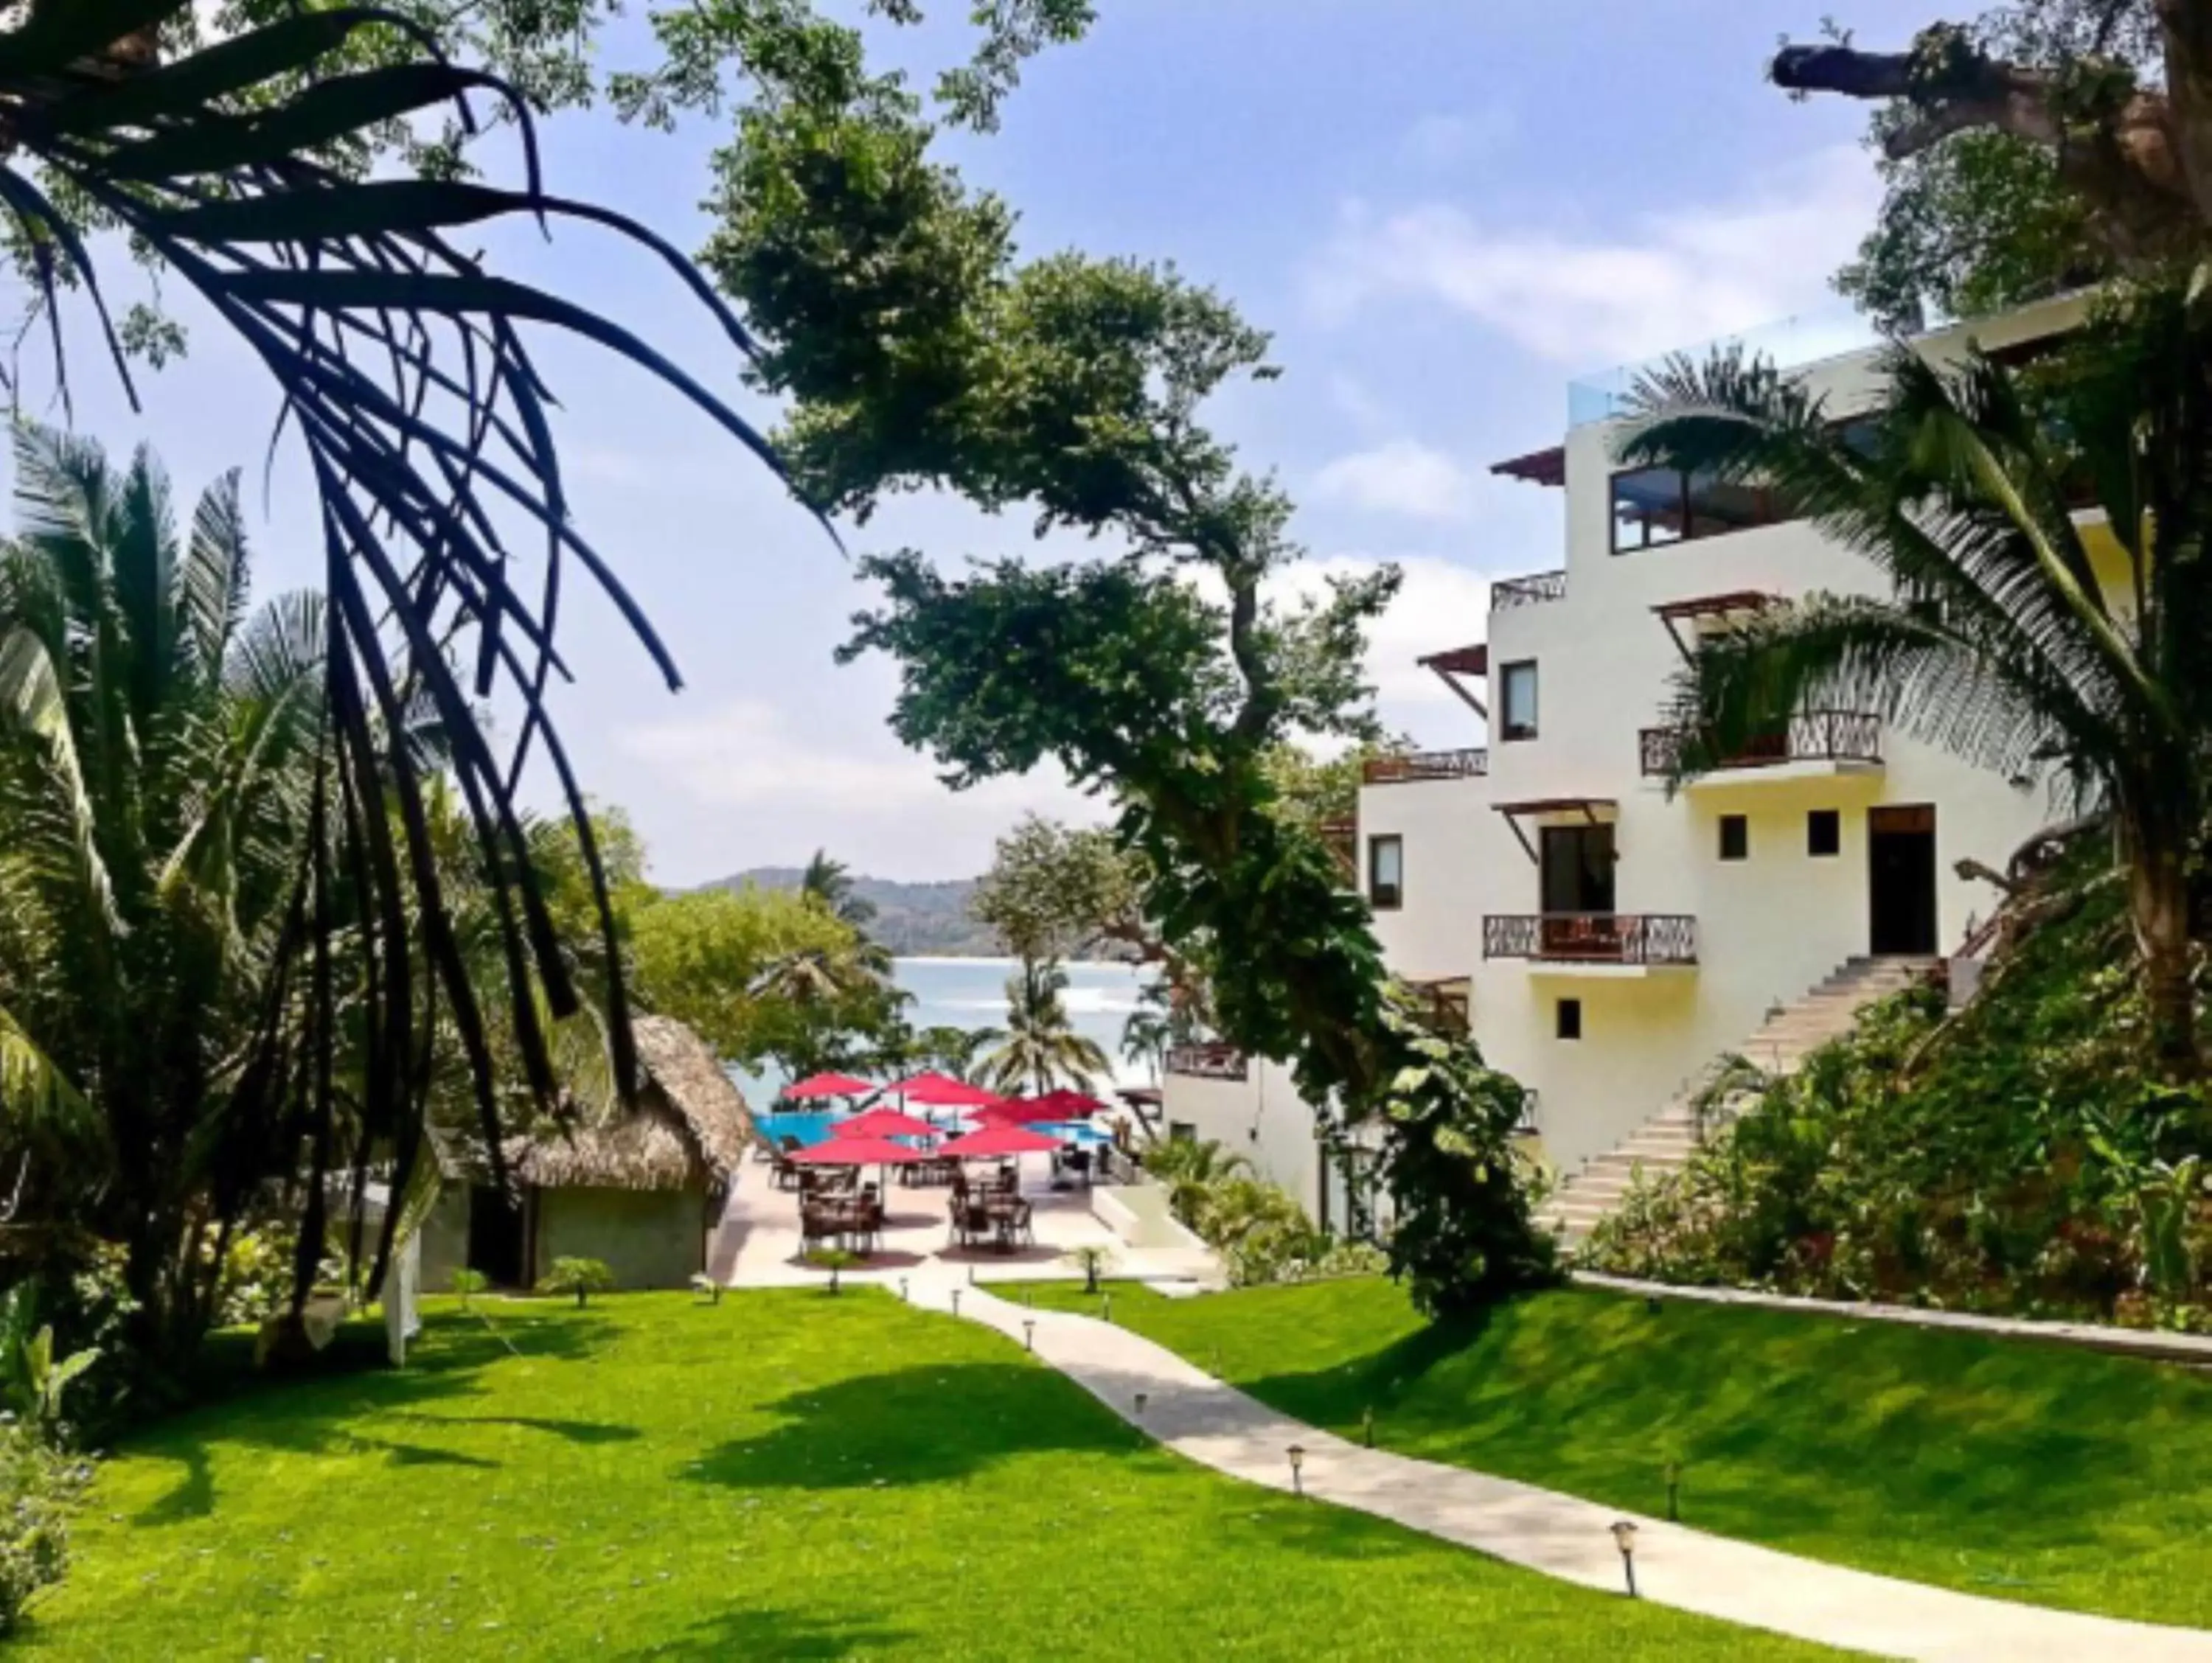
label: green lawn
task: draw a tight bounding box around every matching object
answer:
[27,1291,1837,1661]
[1012,1277,2212,1630]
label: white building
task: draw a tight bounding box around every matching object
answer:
[1165,296,2093,1228]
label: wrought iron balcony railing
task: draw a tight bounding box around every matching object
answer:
[1165,1043,1251,1082]
[1482,913,1699,967]
[1361,748,1490,786]
[1638,709,1881,778]
[1490,569,1568,610]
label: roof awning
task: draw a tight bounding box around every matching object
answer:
[1417,643,1489,717]
[1493,797,1618,862]
[1492,445,1566,487]
[1652,591,1776,659]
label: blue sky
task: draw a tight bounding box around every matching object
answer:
[42,0,1940,885]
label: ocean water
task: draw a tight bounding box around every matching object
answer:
[730,956,1153,1104]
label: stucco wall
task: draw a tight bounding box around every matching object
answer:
[1159,1060,1320,1213]
[533,1187,705,1291]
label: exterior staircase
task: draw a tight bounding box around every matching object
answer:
[1541,956,1937,1249]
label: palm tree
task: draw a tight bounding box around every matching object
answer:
[908,1024,1003,1084]
[0,426,326,1355]
[1618,294,2212,1074]
[1141,1137,1251,1232]
[801,849,879,932]
[981,958,1110,1098]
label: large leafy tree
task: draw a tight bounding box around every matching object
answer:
[1781,3,2206,327]
[0,1,1098,1328]
[0,425,327,1356]
[703,27,1552,1309]
[1620,287,2212,1076]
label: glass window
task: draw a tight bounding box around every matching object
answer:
[1540,823,1616,914]
[1556,998,1583,1042]
[1500,660,1538,742]
[1688,470,1786,536]
[1612,467,1686,553]
[1719,815,1748,862]
[1808,809,1842,858]
[1368,835,1404,910]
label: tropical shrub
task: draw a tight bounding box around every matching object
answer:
[1062,1245,1116,1294]
[536,1258,617,1308]
[0,1420,91,1637]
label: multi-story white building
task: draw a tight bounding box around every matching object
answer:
[1164,296,2090,1231]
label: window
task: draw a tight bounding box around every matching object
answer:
[1168,1121,1197,1145]
[1807,809,1842,858]
[1500,660,1539,741]
[1540,823,1616,914]
[1556,998,1583,1041]
[1368,834,1404,910]
[1610,467,1792,554]
[1718,814,1748,862]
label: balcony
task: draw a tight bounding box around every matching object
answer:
[1639,710,1882,783]
[1166,1044,1250,1082]
[1362,748,1489,786]
[1483,913,1699,975]
[1490,569,1567,610]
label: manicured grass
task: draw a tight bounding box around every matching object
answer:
[27,1291,1836,1661]
[1013,1277,2212,1629]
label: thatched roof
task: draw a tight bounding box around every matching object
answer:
[509,1016,763,1193]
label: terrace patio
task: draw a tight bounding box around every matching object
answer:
[711,1146,1218,1289]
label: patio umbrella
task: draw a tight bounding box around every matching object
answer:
[973,1098,1073,1126]
[936,1124,1065,1160]
[781,1071,876,1101]
[831,1107,939,1141]
[1027,1088,1110,1117]
[883,1071,1005,1110]
[790,1136,925,1167]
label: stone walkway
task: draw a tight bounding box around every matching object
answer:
[917,1275,2212,1662]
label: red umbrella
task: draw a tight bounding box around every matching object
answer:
[782,1072,876,1101]
[832,1108,939,1141]
[1029,1087,1109,1116]
[973,1098,1072,1126]
[936,1124,1064,1159]
[883,1072,1005,1109]
[791,1136,924,1167]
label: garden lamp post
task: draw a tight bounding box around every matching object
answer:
[1287,1445,1306,1498]
[1134,1392,1148,1419]
[1362,1407,1375,1448]
[1664,1461,1681,1523]
[899,1277,910,1303]
[1611,1521,1638,1598]
[1023,1320,1036,1352]
[950,1289,962,1317]
[1102,1291,1113,1324]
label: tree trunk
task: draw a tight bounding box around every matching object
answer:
[2123,812,2202,1078]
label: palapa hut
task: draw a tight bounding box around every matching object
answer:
[419,1016,761,1292]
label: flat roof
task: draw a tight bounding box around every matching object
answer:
[1652,590,1777,623]
[1419,643,1489,676]
[1492,797,1618,817]
[1490,445,1566,487]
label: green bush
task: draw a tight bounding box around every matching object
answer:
[0,1420,91,1636]
[1584,859,2212,1324]
[535,1258,617,1308]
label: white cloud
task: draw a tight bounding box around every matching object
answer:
[616,698,1100,880]
[1303,146,1883,367]
[1313,439,1478,524]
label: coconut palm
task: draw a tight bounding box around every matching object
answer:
[1618,292,2212,1074]
[801,849,878,931]
[0,425,327,1355]
[981,957,1110,1098]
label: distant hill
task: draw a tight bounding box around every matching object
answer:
[704,868,999,958]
